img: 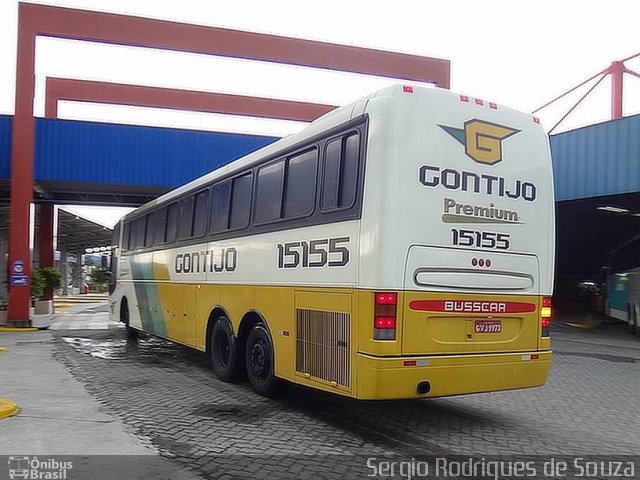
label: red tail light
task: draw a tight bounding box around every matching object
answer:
[374,292,397,340]
[541,297,552,336]
[374,317,396,329]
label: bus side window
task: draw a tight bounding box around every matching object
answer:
[132,216,146,249]
[321,132,360,211]
[255,160,284,224]
[165,202,179,243]
[192,189,210,237]
[178,196,195,240]
[122,222,131,251]
[210,182,231,233]
[283,148,317,218]
[153,207,167,245]
[144,211,155,247]
[229,173,253,230]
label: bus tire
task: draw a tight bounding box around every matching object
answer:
[245,323,285,397]
[210,317,239,382]
[121,299,139,339]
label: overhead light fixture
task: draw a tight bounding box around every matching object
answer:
[596,206,629,213]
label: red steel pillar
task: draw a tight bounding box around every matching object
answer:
[7,11,36,326]
[610,61,624,119]
[38,204,55,301]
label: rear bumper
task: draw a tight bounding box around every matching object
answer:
[355,350,552,400]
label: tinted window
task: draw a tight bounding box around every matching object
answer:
[178,196,194,240]
[153,207,167,245]
[322,138,342,210]
[132,217,146,249]
[112,223,121,248]
[192,189,210,237]
[283,149,317,218]
[165,202,179,243]
[229,173,253,230]
[340,133,360,208]
[255,160,284,224]
[210,182,231,233]
[144,212,155,247]
[122,222,131,250]
[321,132,360,210]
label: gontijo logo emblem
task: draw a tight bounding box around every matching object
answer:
[439,120,520,165]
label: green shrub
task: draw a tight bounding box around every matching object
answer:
[31,268,45,301]
[31,267,62,300]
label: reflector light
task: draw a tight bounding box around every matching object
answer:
[542,297,552,308]
[533,117,540,124]
[403,360,417,367]
[403,85,414,93]
[489,102,497,109]
[531,354,540,360]
[486,259,492,267]
[475,98,484,106]
[375,293,397,305]
[541,318,551,329]
[478,259,485,267]
[460,95,469,102]
[471,258,478,266]
[374,316,396,329]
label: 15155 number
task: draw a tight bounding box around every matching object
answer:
[451,229,510,250]
[277,237,350,268]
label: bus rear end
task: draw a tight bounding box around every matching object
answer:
[355,86,554,399]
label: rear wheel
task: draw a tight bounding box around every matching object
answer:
[245,323,285,397]
[210,317,239,382]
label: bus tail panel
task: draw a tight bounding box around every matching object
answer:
[401,245,542,355]
[402,291,542,356]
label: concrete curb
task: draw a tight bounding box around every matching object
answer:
[0,327,39,333]
[0,398,19,419]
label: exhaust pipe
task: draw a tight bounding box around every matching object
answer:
[416,381,431,395]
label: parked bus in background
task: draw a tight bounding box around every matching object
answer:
[607,267,640,335]
[109,85,555,399]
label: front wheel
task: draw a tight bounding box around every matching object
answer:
[120,299,139,339]
[245,323,285,397]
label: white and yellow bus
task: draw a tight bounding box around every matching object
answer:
[109,85,555,400]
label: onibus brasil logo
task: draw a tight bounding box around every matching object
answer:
[8,456,73,479]
[439,119,520,165]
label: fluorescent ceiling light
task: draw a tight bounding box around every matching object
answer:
[596,206,629,213]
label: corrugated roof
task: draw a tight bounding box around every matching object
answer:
[550,114,640,201]
[0,115,11,178]
[34,118,276,188]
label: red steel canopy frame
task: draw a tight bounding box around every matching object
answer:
[533,53,640,133]
[44,78,335,122]
[8,3,450,324]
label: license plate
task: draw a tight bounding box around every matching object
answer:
[474,319,502,334]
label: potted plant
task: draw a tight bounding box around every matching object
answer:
[32,267,62,315]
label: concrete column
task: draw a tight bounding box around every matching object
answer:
[60,248,68,296]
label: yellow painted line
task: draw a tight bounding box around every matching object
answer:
[0,327,39,333]
[0,398,18,419]
[565,321,602,330]
[54,303,74,308]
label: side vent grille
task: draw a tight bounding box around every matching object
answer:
[296,309,350,388]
